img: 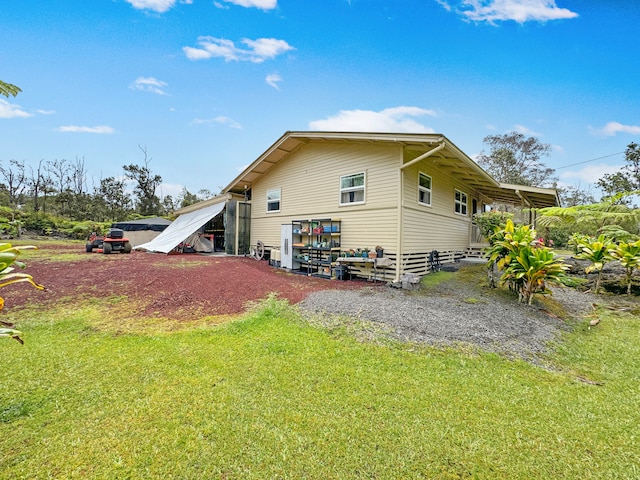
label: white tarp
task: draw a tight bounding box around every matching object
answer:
[134,202,225,253]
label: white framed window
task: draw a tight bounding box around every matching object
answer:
[454,189,468,216]
[340,172,365,205]
[418,172,432,206]
[266,188,281,212]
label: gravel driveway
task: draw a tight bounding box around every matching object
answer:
[298,263,598,362]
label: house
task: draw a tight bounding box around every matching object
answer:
[142,131,559,281]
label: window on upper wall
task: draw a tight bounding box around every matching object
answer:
[418,172,432,206]
[266,188,281,212]
[454,189,468,216]
[340,172,365,205]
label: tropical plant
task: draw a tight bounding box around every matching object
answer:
[568,233,591,255]
[473,210,513,241]
[0,243,44,344]
[485,219,567,304]
[537,192,640,240]
[611,240,640,295]
[574,235,615,294]
[0,80,21,97]
[501,246,568,305]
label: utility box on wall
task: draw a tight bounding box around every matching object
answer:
[280,223,293,269]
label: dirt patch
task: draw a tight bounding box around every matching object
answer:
[3,243,366,321]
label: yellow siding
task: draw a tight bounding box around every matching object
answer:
[247,140,485,279]
[251,141,401,252]
[400,159,480,252]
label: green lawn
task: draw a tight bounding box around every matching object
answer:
[2,296,639,479]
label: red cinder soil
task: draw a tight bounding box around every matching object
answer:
[3,243,368,321]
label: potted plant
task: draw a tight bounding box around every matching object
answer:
[375,245,384,258]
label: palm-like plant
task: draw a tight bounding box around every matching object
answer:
[575,235,615,294]
[501,247,568,305]
[611,240,640,295]
[0,243,44,344]
[485,219,567,304]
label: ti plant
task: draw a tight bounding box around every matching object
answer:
[574,234,615,294]
[501,247,568,305]
[485,219,568,305]
[611,239,640,295]
[0,243,44,344]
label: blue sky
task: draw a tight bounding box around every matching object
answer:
[2,0,639,201]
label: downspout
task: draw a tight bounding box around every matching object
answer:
[395,141,446,282]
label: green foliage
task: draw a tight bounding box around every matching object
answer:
[473,210,513,240]
[538,195,640,252]
[65,221,109,239]
[0,80,21,97]
[501,247,568,304]
[574,234,616,294]
[0,243,44,343]
[544,223,572,248]
[597,143,640,202]
[476,131,556,186]
[23,211,57,234]
[611,240,640,295]
[485,219,568,304]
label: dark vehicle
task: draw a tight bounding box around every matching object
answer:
[86,228,132,254]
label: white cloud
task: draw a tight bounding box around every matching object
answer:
[266,73,282,90]
[0,99,33,119]
[514,124,542,136]
[183,37,294,63]
[440,0,578,24]
[560,163,622,184]
[309,107,437,133]
[592,121,640,137]
[36,109,56,115]
[130,76,169,95]
[57,125,115,134]
[190,116,243,129]
[126,0,176,13]
[125,0,192,13]
[158,182,184,199]
[220,0,276,9]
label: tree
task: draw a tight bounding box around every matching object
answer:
[162,195,176,214]
[178,187,200,208]
[476,131,556,187]
[0,159,27,209]
[557,183,595,207]
[596,143,640,203]
[71,156,88,196]
[27,159,48,212]
[0,80,21,98]
[96,176,132,221]
[537,193,640,240]
[47,158,72,194]
[123,146,162,216]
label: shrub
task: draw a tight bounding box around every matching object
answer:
[473,210,513,241]
[611,240,640,295]
[574,234,615,294]
[486,219,568,304]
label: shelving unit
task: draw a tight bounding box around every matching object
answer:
[291,218,341,278]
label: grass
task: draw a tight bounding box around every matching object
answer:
[2,269,639,478]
